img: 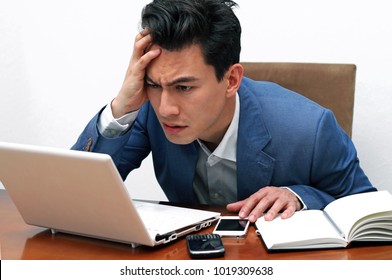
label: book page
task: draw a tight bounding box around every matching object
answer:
[324,190,392,240]
[255,210,346,249]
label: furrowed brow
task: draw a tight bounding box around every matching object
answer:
[167,77,198,87]
[145,75,198,87]
[145,75,158,85]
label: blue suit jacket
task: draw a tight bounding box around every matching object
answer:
[72,77,375,209]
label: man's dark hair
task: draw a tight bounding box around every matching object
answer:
[141,0,241,81]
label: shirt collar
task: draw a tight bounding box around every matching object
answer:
[197,92,240,163]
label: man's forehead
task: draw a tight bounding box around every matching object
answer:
[145,44,210,84]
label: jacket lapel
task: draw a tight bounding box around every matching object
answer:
[164,141,198,204]
[236,82,275,200]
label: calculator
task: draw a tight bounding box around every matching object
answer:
[186,233,225,258]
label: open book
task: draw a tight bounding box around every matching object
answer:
[255,190,392,250]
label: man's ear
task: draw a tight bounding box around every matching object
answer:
[225,63,244,98]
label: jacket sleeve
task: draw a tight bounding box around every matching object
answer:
[288,110,376,209]
[71,105,152,180]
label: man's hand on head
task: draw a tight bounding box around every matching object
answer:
[111,30,161,119]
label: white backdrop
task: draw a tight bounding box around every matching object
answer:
[1,0,391,199]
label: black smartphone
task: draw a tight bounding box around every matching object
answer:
[186,233,225,258]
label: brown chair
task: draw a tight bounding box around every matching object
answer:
[241,62,356,138]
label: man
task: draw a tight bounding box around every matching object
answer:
[72,0,376,222]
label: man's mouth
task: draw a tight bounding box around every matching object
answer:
[162,123,187,134]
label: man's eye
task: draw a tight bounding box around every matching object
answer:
[177,85,192,92]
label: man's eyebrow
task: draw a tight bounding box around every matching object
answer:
[145,75,199,87]
[145,75,158,85]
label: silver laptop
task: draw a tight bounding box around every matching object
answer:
[0,142,220,247]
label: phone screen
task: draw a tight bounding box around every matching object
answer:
[215,219,249,231]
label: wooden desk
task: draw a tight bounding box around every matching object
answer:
[1,189,391,260]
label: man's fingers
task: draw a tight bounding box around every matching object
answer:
[226,187,301,222]
[131,33,154,64]
[238,191,270,222]
[227,200,255,219]
[129,48,161,80]
[262,199,285,221]
[226,200,243,212]
[135,28,150,41]
[279,204,297,219]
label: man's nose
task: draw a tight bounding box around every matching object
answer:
[158,89,180,117]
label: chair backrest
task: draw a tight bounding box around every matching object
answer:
[241,62,356,137]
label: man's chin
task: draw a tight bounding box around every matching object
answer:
[164,134,196,145]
